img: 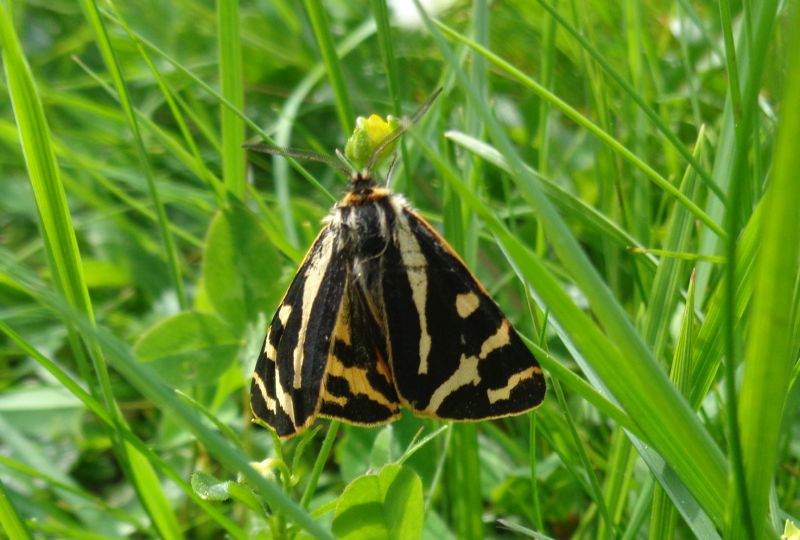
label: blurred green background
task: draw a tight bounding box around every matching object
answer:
[1,1,798,539]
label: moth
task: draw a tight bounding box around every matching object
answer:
[249,91,546,437]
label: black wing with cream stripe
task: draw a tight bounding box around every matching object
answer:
[380,205,546,419]
[251,221,402,438]
[251,225,346,437]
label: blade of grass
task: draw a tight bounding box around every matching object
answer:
[105,2,225,204]
[1,7,184,539]
[300,422,340,508]
[431,17,726,238]
[735,8,800,537]
[447,131,658,272]
[370,0,413,192]
[720,2,780,535]
[650,273,697,538]
[532,0,721,201]
[217,0,246,198]
[444,4,489,537]
[266,18,374,246]
[79,0,187,309]
[523,339,644,441]
[718,0,743,122]
[0,476,33,540]
[302,0,354,136]
[552,377,615,536]
[641,126,705,361]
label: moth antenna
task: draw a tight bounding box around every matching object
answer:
[365,87,443,172]
[384,154,400,188]
[245,143,352,176]
[335,148,358,175]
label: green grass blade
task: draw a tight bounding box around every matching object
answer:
[0,476,33,540]
[641,127,705,358]
[302,0,354,136]
[217,0,246,198]
[735,7,800,536]
[105,3,225,203]
[720,2,780,535]
[431,17,726,239]
[2,7,183,537]
[718,0,743,121]
[266,19,374,246]
[650,273,697,538]
[447,131,657,272]
[536,0,724,198]
[78,0,186,309]
[370,0,412,188]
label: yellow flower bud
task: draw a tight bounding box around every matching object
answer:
[344,114,400,169]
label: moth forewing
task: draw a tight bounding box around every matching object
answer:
[378,200,545,419]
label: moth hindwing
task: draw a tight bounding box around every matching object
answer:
[250,175,546,438]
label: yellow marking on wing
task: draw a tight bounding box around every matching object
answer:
[455,292,480,318]
[333,299,352,346]
[479,320,510,360]
[486,366,540,404]
[327,356,397,408]
[252,371,277,413]
[426,354,480,412]
[320,388,348,407]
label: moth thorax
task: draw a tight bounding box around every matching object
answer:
[337,201,392,260]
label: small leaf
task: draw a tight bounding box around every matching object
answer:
[203,204,281,329]
[191,471,232,501]
[134,312,240,387]
[332,464,423,540]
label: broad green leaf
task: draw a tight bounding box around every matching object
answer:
[134,312,240,387]
[332,464,424,540]
[203,205,282,329]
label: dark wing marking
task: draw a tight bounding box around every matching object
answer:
[381,204,546,419]
[318,281,401,424]
[250,225,347,437]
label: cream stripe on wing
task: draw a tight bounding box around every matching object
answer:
[393,202,432,375]
[426,354,480,412]
[486,366,540,404]
[252,371,277,412]
[292,230,336,389]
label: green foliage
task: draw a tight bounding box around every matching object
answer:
[134,312,239,387]
[203,205,282,329]
[332,464,423,540]
[1,0,798,539]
